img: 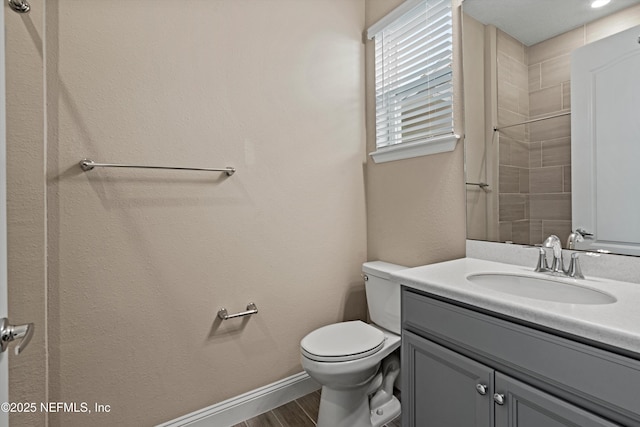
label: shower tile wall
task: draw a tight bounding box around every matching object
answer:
[497,30,530,244]
[497,29,575,246]
[527,30,581,246]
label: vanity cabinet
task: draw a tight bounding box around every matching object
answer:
[401,288,640,427]
[493,373,616,427]
[404,331,492,426]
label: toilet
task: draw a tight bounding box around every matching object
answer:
[300,261,406,427]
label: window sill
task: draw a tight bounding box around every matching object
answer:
[369,134,460,164]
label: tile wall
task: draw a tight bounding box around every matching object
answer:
[497,29,532,245]
[526,28,577,246]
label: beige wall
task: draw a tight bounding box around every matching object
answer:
[463,14,488,242]
[8,1,367,426]
[365,0,466,267]
[6,1,48,426]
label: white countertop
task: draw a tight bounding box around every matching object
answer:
[392,257,640,356]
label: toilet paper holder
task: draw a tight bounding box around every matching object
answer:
[217,303,258,320]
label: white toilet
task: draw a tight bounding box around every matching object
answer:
[300,261,406,427]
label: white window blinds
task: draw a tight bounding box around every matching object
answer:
[369,0,456,161]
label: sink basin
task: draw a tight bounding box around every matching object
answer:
[467,273,617,305]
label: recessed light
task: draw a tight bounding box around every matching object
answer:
[591,0,611,8]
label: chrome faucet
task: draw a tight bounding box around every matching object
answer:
[534,235,584,279]
[566,232,583,250]
[566,252,584,279]
[534,247,550,273]
[566,228,593,249]
[543,235,564,274]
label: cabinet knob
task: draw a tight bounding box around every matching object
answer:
[493,393,505,405]
[475,384,488,395]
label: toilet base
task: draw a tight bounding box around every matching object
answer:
[316,385,401,427]
[370,395,401,427]
[316,383,372,427]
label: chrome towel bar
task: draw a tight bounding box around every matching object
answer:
[217,303,258,320]
[79,158,235,176]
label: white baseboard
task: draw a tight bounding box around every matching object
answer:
[156,372,320,427]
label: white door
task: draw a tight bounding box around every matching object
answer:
[572,25,640,256]
[0,3,9,425]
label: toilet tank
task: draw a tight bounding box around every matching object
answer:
[362,261,407,335]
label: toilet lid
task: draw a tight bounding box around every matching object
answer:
[301,321,385,362]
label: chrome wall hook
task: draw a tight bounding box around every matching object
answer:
[8,0,30,13]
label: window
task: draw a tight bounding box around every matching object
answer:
[368,0,458,163]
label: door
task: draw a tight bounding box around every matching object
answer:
[402,331,493,427]
[494,373,620,427]
[572,24,640,256]
[0,4,8,425]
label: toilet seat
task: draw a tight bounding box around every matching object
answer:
[301,321,385,362]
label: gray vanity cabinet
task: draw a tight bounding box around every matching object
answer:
[401,288,640,427]
[403,331,616,427]
[494,374,617,427]
[403,331,492,426]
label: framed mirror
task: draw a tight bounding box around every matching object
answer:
[462,0,640,255]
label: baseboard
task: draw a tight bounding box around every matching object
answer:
[156,372,320,427]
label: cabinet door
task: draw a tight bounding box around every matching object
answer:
[494,373,620,427]
[402,331,493,427]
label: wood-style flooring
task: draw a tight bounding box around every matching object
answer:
[232,390,401,427]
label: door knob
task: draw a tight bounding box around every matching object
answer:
[493,393,505,405]
[0,318,34,355]
[476,384,488,395]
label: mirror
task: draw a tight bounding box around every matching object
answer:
[462,0,640,255]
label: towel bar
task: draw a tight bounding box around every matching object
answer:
[217,303,258,320]
[79,158,235,176]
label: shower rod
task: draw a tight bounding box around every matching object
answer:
[8,0,30,13]
[79,159,236,176]
[493,111,571,132]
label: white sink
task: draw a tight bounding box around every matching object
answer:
[391,258,640,353]
[467,273,617,305]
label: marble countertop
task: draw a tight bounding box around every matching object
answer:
[392,257,640,356]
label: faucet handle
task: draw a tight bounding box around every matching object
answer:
[567,253,585,279]
[576,228,594,238]
[534,248,549,272]
[566,232,585,249]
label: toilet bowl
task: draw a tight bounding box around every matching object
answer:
[300,261,406,427]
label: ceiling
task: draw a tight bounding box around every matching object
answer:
[462,0,640,46]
